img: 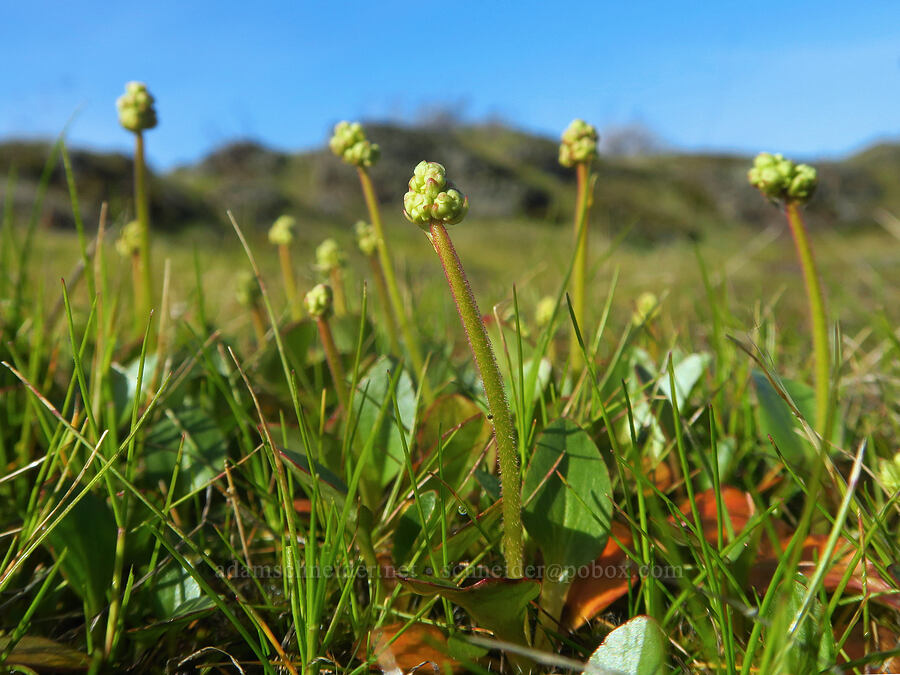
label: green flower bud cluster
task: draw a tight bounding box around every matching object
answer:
[235,271,261,307]
[354,220,379,256]
[402,161,469,229]
[116,220,142,258]
[329,121,380,167]
[748,153,818,204]
[315,238,345,272]
[117,82,158,133]
[304,283,333,319]
[268,215,296,246]
[535,296,556,327]
[559,119,598,167]
[632,291,660,327]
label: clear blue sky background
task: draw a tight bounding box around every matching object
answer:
[3,1,898,169]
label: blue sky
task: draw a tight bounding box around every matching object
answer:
[3,1,898,169]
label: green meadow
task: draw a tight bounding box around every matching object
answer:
[0,99,898,674]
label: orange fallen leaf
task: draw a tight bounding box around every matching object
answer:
[361,622,458,673]
[561,521,635,631]
[675,486,755,545]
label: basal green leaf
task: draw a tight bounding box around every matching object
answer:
[523,418,612,575]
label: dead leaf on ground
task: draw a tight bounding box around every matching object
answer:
[562,521,635,631]
[361,622,458,673]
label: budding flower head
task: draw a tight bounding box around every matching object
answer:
[116,220,142,258]
[268,215,296,246]
[632,291,660,326]
[535,296,556,327]
[402,161,469,230]
[748,152,818,205]
[559,119,598,167]
[235,271,261,308]
[329,121,380,167]
[354,220,378,255]
[304,283,333,319]
[315,238,345,272]
[117,81,158,133]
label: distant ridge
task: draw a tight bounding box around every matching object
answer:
[1,124,898,242]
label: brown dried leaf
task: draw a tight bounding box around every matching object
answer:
[362,622,458,673]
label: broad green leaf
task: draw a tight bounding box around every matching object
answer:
[772,577,834,673]
[432,501,502,563]
[400,576,540,645]
[259,319,317,380]
[352,356,415,488]
[278,445,348,510]
[752,370,815,466]
[44,489,116,618]
[144,406,228,495]
[392,490,439,565]
[150,561,213,619]
[0,635,89,671]
[583,615,667,675]
[658,352,710,410]
[110,354,159,425]
[416,394,490,493]
[523,418,612,576]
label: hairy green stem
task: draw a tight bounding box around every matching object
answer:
[278,244,301,320]
[571,162,591,369]
[427,222,523,577]
[785,202,829,433]
[329,267,347,316]
[316,316,349,411]
[134,132,153,330]
[368,253,401,355]
[357,168,428,390]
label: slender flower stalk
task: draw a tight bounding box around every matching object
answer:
[749,153,828,433]
[315,238,347,316]
[268,215,301,320]
[236,271,266,346]
[305,284,348,410]
[559,119,599,367]
[403,161,523,577]
[117,82,157,330]
[356,220,401,354]
[330,122,427,387]
[116,220,143,334]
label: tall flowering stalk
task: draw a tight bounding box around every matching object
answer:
[749,153,828,433]
[236,271,266,347]
[117,82,157,328]
[315,238,347,316]
[116,221,143,333]
[330,122,426,384]
[356,220,401,354]
[305,284,348,411]
[268,215,301,320]
[559,119,598,366]
[403,161,523,578]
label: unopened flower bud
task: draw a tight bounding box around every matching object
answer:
[116,220,142,258]
[329,121,380,167]
[748,152,817,205]
[632,291,660,326]
[117,82,157,133]
[535,296,555,327]
[559,119,598,167]
[236,271,261,307]
[354,220,378,255]
[787,163,818,202]
[304,283,333,318]
[402,161,469,229]
[315,238,345,272]
[268,215,296,246]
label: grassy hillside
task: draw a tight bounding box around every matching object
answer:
[1,125,898,243]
